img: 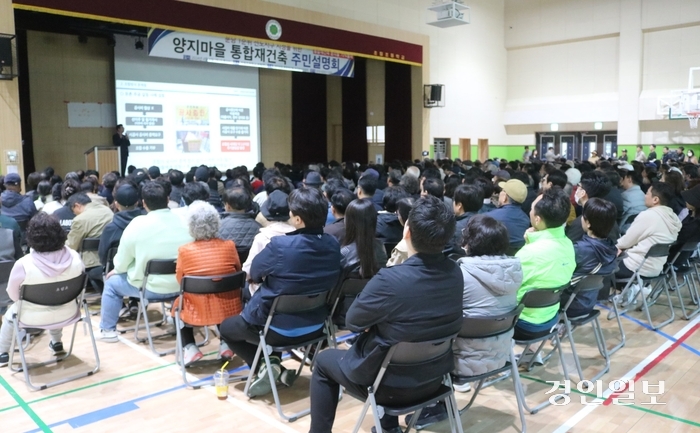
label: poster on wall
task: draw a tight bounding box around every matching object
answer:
[147,29,355,77]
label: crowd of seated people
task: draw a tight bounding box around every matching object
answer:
[0,147,698,430]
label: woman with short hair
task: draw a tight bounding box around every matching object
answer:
[175,200,241,366]
[0,213,85,366]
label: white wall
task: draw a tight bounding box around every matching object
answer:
[263,0,510,146]
[504,0,700,145]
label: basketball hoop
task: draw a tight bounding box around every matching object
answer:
[689,111,700,129]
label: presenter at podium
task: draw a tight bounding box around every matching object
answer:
[112,124,130,175]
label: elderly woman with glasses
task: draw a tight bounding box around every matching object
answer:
[175,200,241,366]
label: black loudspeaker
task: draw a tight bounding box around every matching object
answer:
[430,84,442,102]
[0,38,11,67]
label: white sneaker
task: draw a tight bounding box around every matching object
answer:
[453,381,472,393]
[98,330,119,343]
[621,284,640,307]
[183,343,204,367]
[641,285,652,299]
[518,351,544,366]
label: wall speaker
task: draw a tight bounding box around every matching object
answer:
[0,38,12,68]
[423,84,445,108]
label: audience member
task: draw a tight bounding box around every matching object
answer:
[309,196,463,433]
[421,177,444,199]
[218,188,261,253]
[566,171,618,242]
[220,187,341,397]
[98,182,193,342]
[242,190,295,297]
[620,169,647,231]
[450,183,483,256]
[172,181,210,226]
[176,201,242,365]
[602,170,624,221]
[376,186,408,244]
[515,187,576,364]
[616,182,682,305]
[324,189,354,243]
[560,198,618,318]
[386,197,415,267]
[335,198,387,325]
[0,213,85,366]
[33,180,53,211]
[356,175,381,211]
[1,173,37,227]
[488,179,530,251]
[475,177,496,213]
[50,179,82,232]
[99,172,118,205]
[0,208,22,260]
[65,193,114,292]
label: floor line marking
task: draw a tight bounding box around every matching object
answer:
[597,304,700,356]
[552,314,700,433]
[0,376,52,433]
[521,374,700,428]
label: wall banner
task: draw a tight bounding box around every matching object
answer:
[147,29,355,77]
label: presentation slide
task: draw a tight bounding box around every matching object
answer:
[115,80,258,172]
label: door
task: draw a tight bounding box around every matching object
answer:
[581,134,597,161]
[539,135,555,160]
[478,139,489,162]
[560,135,575,160]
[603,134,617,158]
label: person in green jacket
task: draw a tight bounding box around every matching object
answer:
[515,187,576,363]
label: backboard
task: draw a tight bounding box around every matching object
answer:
[657,67,700,129]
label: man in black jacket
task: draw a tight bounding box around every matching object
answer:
[566,171,619,243]
[376,186,409,244]
[309,196,464,433]
[218,187,261,252]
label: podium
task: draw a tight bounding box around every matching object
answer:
[85,146,120,174]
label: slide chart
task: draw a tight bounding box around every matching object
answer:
[115,80,259,172]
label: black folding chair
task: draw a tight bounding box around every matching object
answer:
[666,242,700,320]
[453,305,526,433]
[79,238,102,300]
[514,285,571,414]
[133,259,190,356]
[237,290,331,422]
[348,335,464,433]
[103,245,119,275]
[326,277,370,348]
[558,275,610,382]
[0,260,14,316]
[383,242,398,257]
[8,273,100,391]
[174,271,246,388]
[608,243,674,339]
[236,246,250,264]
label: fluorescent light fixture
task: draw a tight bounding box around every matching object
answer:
[550,123,559,132]
[594,122,603,130]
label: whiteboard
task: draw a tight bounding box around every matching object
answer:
[67,102,116,128]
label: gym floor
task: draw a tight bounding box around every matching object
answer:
[2,296,700,433]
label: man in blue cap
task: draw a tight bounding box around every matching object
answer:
[1,173,37,228]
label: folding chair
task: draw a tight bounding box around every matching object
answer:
[326,277,369,348]
[513,285,571,414]
[0,260,14,316]
[666,242,700,320]
[79,238,102,300]
[558,275,610,382]
[133,259,186,356]
[608,243,675,336]
[383,242,398,257]
[452,305,526,433]
[348,335,464,433]
[239,290,331,422]
[174,271,246,388]
[8,273,100,391]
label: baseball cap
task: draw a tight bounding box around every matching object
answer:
[260,190,290,222]
[618,163,634,171]
[194,166,210,182]
[4,173,21,185]
[494,170,511,181]
[498,179,528,204]
[362,168,379,179]
[115,184,139,207]
[682,185,700,209]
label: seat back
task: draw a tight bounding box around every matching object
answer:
[144,259,177,277]
[383,242,398,257]
[19,273,86,306]
[273,290,330,315]
[645,243,672,259]
[181,271,246,295]
[680,242,699,253]
[0,260,14,309]
[520,284,569,309]
[80,238,101,252]
[104,246,119,274]
[236,246,250,264]
[389,335,454,365]
[572,274,605,294]
[458,305,523,339]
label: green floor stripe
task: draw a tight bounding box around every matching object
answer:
[0,375,52,432]
[0,349,220,413]
[519,374,700,428]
